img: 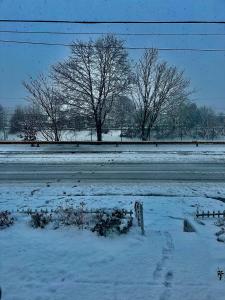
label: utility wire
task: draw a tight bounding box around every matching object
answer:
[1,98,225,105]
[0,19,225,24]
[0,97,26,100]
[1,30,225,36]
[1,39,225,52]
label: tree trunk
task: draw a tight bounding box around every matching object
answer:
[141,124,147,141]
[147,128,151,141]
[54,126,60,141]
[96,122,102,141]
[146,125,152,140]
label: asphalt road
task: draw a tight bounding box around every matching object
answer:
[1,162,225,181]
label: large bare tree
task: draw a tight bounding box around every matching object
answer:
[133,49,191,140]
[23,75,65,141]
[52,35,131,141]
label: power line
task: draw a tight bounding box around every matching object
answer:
[0,19,225,24]
[1,30,225,36]
[0,97,26,100]
[1,97,225,102]
[1,39,225,52]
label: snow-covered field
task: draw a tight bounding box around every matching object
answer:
[1,130,136,142]
[1,143,225,164]
[1,181,225,300]
[2,129,225,143]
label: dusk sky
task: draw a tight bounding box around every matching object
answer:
[0,0,225,111]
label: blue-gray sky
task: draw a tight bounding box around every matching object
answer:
[0,0,225,111]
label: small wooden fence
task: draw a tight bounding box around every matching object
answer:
[196,210,225,218]
[8,203,145,234]
[15,207,133,216]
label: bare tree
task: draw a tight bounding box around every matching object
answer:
[133,49,191,140]
[23,75,65,141]
[20,106,41,141]
[52,35,131,141]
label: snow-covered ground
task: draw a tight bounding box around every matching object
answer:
[1,130,138,142]
[1,143,225,164]
[1,130,127,142]
[2,129,225,142]
[1,181,225,300]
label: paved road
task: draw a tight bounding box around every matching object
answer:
[1,162,225,181]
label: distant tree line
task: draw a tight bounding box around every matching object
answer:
[0,105,8,139]
[3,34,225,141]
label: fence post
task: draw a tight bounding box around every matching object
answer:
[140,203,145,235]
[134,201,145,235]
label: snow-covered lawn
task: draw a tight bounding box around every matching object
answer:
[1,143,225,164]
[1,143,225,153]
[1,181,225,300]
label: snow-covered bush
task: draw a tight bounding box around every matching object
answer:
[92,208,133,236]
[26,205,133,236]
[30,212,52,229]
[214,218,225,227]
[217,235,225,243]
[0,211,14,229]
[119,218,133,234]
[54,203,86,229]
